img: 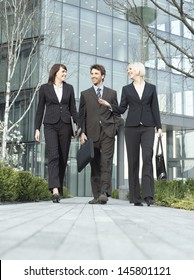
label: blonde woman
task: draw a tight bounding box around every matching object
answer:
[99,62,162,206]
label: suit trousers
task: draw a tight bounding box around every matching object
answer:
[90,129,115,199]
[44,119,72,193]
[125,125,155,203]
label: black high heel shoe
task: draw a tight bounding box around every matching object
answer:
[144,196,153,206]
[134,202,143,206]
[52,193,60,203]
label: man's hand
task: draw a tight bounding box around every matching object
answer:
[35,129,40,142]
[80,132,87,144]
[98,98,111,109]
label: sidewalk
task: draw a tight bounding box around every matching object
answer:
[0,197,194,260]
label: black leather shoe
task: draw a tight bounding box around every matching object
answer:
[88,198,99,204]
[134,202,143,206]
[98,192,108,204]
[144,196,153,206]
[52,193,60,203]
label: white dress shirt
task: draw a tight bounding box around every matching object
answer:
[53,84,63,102]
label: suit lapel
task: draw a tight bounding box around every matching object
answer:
[90,87,98,101]
[61,82,68,101]
[48,84,59,102]
[141,82,148,101]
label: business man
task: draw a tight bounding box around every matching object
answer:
[79,64,120,204]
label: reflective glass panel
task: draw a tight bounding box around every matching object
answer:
[79,54,95,93]
[113,61,128,101]
[81,0,96,11]
[97,14,112,58]
[97,0,112,15]
[128,23,141,62]
[62,5,79,51]
[113,18,127,62]
[80,10,96,55]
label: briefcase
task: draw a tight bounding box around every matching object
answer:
[71,116,77,138]
[155,137,167,181]
[77,139,94,172]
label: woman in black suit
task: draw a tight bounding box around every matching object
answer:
[35,64,79,203]
[99,62,163,206]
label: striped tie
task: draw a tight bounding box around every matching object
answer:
[96,88,101,99]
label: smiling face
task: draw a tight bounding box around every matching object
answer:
[90,68,104,86]
[127,65,136,80]
[127,62,145,80]
[55,66,67,83]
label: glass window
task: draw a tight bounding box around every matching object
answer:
[170,18,181,36]
[79,54,95,93]
[113,61,128,101]
[42,47,61,76]
[62,5,79,51]
[156,71,170,113]
[97,0,112,15]
[48,2,62,48]
[0,49,7,92]
[183,19,192,39]
[156,11,169,32]
[62,0,80,6]
[184,91,193,116]
[173,91,182,114]
[128,23,141,62]
[171,75,183,114]
[81,0,96,11]
[80,10,96,55]
[97,14,112,58]
[62,51,79,98]
[113,18,127,62]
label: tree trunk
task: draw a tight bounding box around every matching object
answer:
[1,81,10,162]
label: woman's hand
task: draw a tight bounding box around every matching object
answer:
[35,129,40,142]
[98,98,111,109]
[157,128,163,138]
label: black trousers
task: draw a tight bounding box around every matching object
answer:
[44,119,72,193]
[90,129,115,199]
[125,125,155,203]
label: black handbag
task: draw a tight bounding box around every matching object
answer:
[155,137,167,180]
[77,139,94,172]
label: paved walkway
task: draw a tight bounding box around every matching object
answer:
[0,197,194,260]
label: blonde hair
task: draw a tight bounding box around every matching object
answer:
[128,62,145,77]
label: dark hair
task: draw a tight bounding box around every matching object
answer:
[48,64,67,84]
[90,64,106,81]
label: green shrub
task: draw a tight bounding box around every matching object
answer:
[17,171,51,202]
[112,188,119,199]
[0,166,19,202]
[154,180,185,200]
[62,186,73,198]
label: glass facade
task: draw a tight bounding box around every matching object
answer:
[0,0,194,195]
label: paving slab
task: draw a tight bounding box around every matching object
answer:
[0,197,194,260]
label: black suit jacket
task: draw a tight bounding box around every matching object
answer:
[35,82,79,130]
[79,86,120,141]
[112,82,162,130]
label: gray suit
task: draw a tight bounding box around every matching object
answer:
[79,86,120,198]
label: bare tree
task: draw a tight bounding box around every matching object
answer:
[103,0,194,78]
[0,0,43,162]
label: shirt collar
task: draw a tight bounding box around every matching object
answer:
[93,85,104,92]
[54,83,63,89]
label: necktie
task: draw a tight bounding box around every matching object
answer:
[96,88,101,99]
